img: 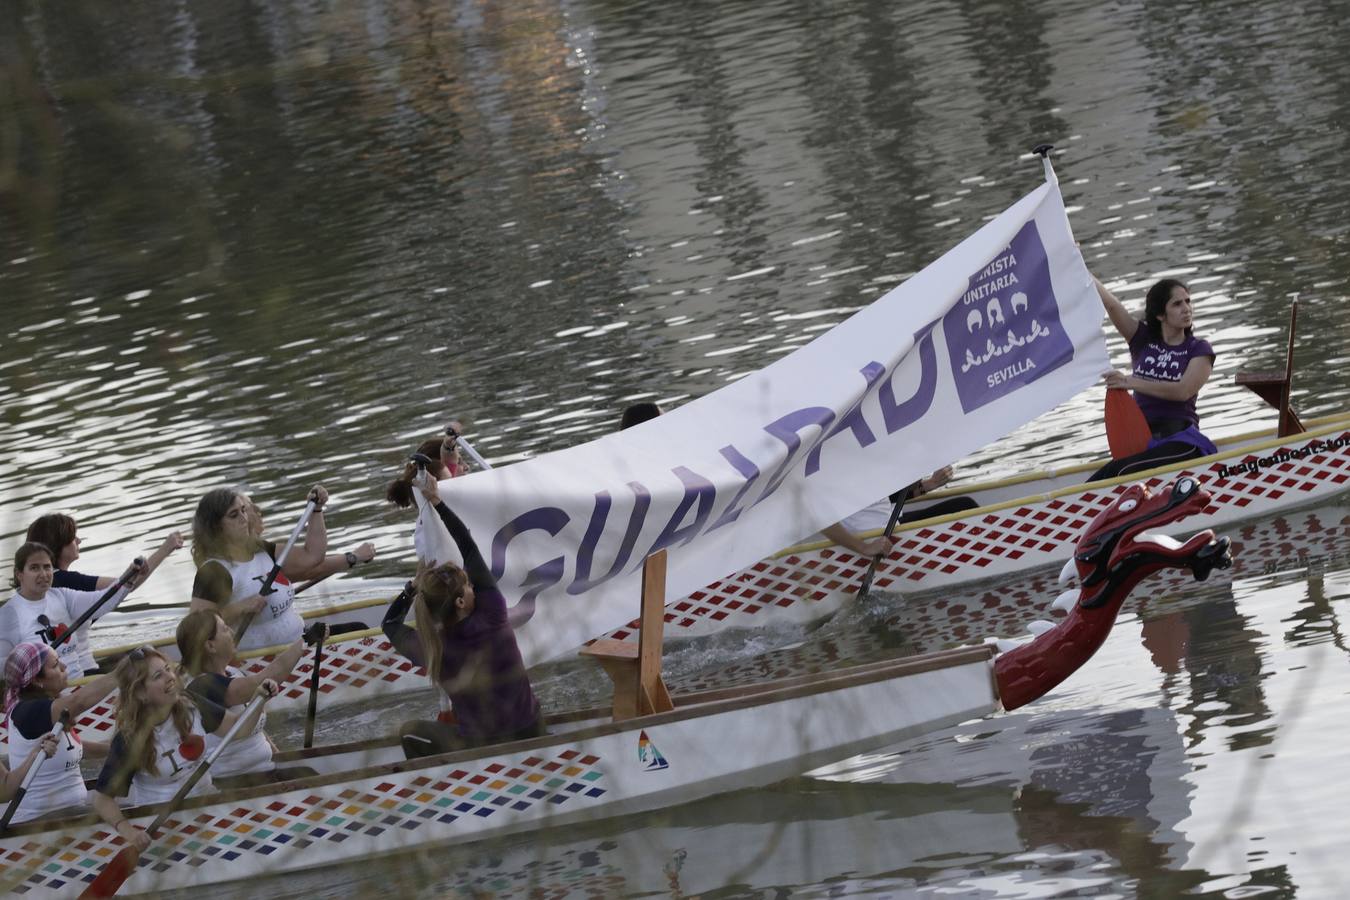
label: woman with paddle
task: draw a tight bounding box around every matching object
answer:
[3,642,117,823]
[243,496,376,583]
[0,543,152,679]
[382,474,544,759]
[1088,276,1218,481]
[175,610,317,787]
[0,727,59,807]
[820,466,978,555]
[24,514,183,673]
[189,486,332,650]
[90,647,278,848]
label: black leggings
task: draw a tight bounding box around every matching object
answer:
[400,717,547,759]
[1088,441,1206,482]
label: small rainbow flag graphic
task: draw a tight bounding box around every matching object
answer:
[637,730,669,771]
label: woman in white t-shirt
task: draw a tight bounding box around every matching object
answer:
[24,514,183,672]
[4,641,117,823]
[0,542,146,680]
[91,646,277,851]
[176,609,316,787]
[188,486,333,651]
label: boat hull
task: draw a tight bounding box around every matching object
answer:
[0,647,997,896]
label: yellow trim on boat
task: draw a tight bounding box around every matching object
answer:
[93,601,397,663]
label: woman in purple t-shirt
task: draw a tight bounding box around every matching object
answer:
[1090,276,1218,480]
[381,473,543,759]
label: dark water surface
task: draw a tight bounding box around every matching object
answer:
[5,0,1350,895]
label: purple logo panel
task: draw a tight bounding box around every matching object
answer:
[942,220,1073,413]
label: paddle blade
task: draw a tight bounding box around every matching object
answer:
[1105,388,1150,459]
[80,846,140,898]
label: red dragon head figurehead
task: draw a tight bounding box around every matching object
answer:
[994,477,1231,711]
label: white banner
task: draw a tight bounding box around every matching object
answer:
[427,159,1108,666]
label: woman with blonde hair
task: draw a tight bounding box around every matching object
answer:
[188,485,371,650]
[91,647,276,850]
[381,475,542,759]
[176,609,315,787]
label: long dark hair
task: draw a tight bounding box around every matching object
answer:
[620,402,662,430]
[25,514,77,566]
[1143,278,1191,341]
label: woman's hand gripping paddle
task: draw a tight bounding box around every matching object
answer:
[79,693,271,899]
[855,486,911,604]
[1106,387,1151,459]
[234,491,321,645]
[0,711,70,832]
[49,559,146,651]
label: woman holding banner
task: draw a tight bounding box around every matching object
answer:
[385,426,473,573]
[1089,275,1217,480]
[382,474,543,759]
[384,433,464,508]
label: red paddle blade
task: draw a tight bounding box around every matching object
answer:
[1105,388,1151,459]
[80,846,140,899]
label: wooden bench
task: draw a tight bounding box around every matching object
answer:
[1234,297,1305,438]
[578,551,674,721]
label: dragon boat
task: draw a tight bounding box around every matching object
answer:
[23,408,1343,761]
[37,160,1347,757]
[0,477,1229,896]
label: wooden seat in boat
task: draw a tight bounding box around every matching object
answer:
[579,551,674,721]
[1235,297,1306,437]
